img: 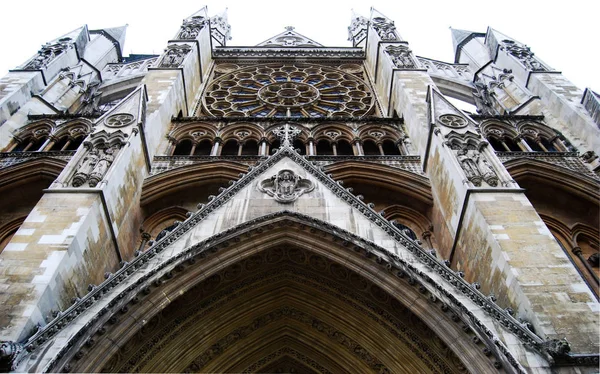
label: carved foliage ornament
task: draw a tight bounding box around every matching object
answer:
[385,45,416,69]
[259,169,314,203]
[159,44,192,68]
[438,114,468,129]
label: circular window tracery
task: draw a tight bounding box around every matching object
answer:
[202,63,375,118]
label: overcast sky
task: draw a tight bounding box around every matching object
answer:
[0,0,598,93]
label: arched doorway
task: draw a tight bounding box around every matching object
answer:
[57,215,503,374]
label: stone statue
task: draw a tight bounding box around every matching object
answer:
[88,147,116,187]
[259,169,315,203]
[72,149,99,187]
[457,148,483,186]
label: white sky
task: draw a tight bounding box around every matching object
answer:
[0,0,598,92]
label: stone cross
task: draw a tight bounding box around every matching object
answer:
[272,124,301,147]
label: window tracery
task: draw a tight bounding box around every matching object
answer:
[165,122,411,157]
[480,120,571,153]
[200,63,376,118]
[4,120,92,153]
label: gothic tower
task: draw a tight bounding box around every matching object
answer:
[0,7,598,373]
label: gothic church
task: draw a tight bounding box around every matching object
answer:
[0,7,598,373]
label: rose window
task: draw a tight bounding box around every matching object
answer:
[201,63,375,118]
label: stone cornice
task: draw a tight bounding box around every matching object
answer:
[213,46,365,59]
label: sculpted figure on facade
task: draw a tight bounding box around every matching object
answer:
[259,169,315,203]
[71,146,118,187]
[72,148,99,187]
[159,44,192,68]
[385,45,416,69]
[178,16,207,39]
[88,147,116,187]
[452,144,499,187]
[501,39,547,71]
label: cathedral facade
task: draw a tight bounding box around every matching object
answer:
[0,7,598,373]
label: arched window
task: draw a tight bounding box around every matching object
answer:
[194,139,212,155]
[382,140,401,155]
[293,139,306,155]
[393,222,418,241]
[362,140,379,155]
[488,137,506,152]
[220,139,239,156]
[316,139,333,155]
[241,140,259,155]
[336,140,354,156]
[173,139,193,155]
[504,137,521,151]
[66,136,84,151]
[50,136,69,151]
[524,137,543,152]
[540,137,558,152]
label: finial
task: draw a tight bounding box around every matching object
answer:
[272,124,301,148]
[285,26,295,31]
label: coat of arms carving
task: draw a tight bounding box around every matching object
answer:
[259,169,315,203]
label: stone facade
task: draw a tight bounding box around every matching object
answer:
[0,7,598,373]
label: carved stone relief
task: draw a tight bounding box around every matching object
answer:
[158,44,192,68]
[23,38,71,70]
[385,45,416,69]
[347,16,368,42]
[371,17,399,41]
[258,169,314,203]
[105,114,134,128]
[438,114,468,129]
[501,40,547,72]
[448,143,499,187]
[71,145,119,187]
[177,16,207,39]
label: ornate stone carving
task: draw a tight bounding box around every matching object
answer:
[259,169,314,203]
[449,144,499,187]
[158,44,192,68]
[473,81,496,115]
[105,114,134,128]
[542,338,571,359]
[371,17,399,41]
[177,16,207,39]
[23,39,71,70]
[347,16,369,42]
[385,45,416,69]
[72,146,118,187]
[438,114,468,129]
[324,130,341,140]
[501,40,547,72]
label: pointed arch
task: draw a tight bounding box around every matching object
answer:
[42,213,512,374]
